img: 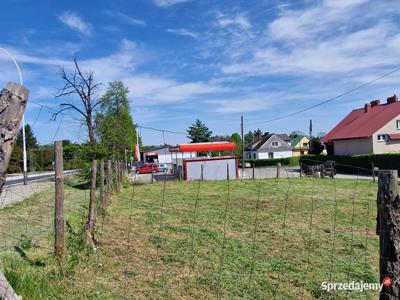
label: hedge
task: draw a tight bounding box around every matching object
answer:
[245,156,300,167]
[300,153,400,175]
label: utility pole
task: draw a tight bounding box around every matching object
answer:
[241,115,245,175]
[309,119,313,138]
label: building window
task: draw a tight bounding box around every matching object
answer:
[303,142,308,147]
[268,152,274,159]
[272,141,279,147]
[252,153,256,159]
[377,134,387,142]
[397,120,400,129]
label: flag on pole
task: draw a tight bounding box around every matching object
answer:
[135,143,140,161]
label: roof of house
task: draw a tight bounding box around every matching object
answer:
[277,133,291,142]
[322,98,400,142]
[291,136,305,147]
[247,133,274,151]
[246,133,292,152]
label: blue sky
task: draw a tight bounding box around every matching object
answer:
[1,0,400,146]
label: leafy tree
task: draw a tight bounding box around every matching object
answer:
[254,129,263,141]
[210,135,230,142]
[96,81,137,160]
[14,124,38,149]
[187,119,212,143]
[289,130,305,139]
[9,124,38,173]
[55,58,102,146]
[309,137,324,155]
[230,133,242,157]
[244,131,255,146]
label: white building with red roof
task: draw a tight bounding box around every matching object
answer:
[322,95,400,155]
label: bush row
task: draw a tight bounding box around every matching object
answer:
[300,153,400,175]
[245,156,300,167]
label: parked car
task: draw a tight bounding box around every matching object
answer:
[136,163,158,174]
[157,163,168,172]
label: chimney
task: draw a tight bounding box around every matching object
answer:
[370,99,380,107]
[387,94,398,104]
[364,103,371,113]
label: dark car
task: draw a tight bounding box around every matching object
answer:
[136,163,158,174]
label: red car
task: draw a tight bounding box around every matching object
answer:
[136,163,158,174]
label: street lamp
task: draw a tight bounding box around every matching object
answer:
[0,47,28,185]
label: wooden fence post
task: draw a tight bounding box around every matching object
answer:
[114,160,119,193]
[54,141,66,258]
[99,159,105,208]
[276,162,281,178]
[0,83,29,300]
[377,170,400,299]
[252,163,255,180]
[107,160,112,202]
[85,159,97,239]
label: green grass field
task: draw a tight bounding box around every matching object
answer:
[0,177,380,299]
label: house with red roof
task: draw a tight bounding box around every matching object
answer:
[322,95,400,155]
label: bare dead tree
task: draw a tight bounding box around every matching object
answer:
[54,58,102,145]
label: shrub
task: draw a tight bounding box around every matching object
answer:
[300,153,400,175]
[245,156,300,167]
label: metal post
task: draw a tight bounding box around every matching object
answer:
[300,162,303,178]
[241,115,244,177]
[372,162,375,183]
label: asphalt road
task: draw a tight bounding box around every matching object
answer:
[4,170,79,187]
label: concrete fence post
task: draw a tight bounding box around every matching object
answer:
[276,162,281,178]
[377,170,400,299]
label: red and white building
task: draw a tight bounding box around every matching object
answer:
[323,95,400,155]
[170,142,238,181]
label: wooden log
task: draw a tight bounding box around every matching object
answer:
[0,83,29,194]
[0,271,21,300]
[99,159,105,208]
[377,170,400,299]
[0,83,29,300]
[54,141,66,258]
[107,159,112,202]
[85,160,97,238]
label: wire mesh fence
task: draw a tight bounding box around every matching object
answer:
[0,156,383,299]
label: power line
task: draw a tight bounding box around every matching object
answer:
[245,65,400,126]
[137,125,186,136]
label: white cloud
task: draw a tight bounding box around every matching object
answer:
[103,10,146,26]
[153,0,191,7]
[58,11,92,36]
[167,28,198,39]
[217,14,251,30]
[220,0,400,76]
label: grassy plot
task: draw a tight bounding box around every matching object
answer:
[0,177,379,299]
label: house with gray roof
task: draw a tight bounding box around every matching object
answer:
[245,133,292,159]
